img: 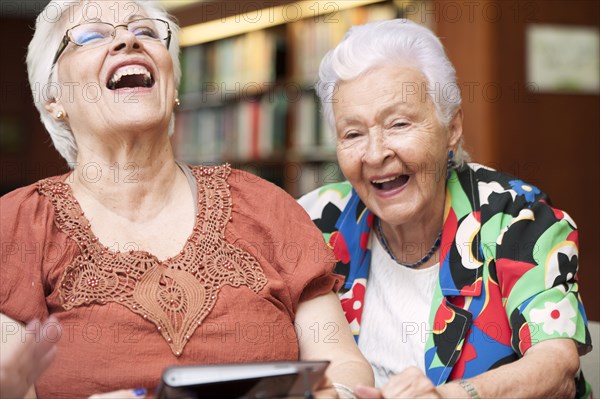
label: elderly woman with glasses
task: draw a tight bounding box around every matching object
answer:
[0,1,373,398]
[299,19,593,399]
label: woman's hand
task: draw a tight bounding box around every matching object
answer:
[0,316,58,399]
[355,367,442,399]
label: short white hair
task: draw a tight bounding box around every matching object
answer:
[26,0,181,166]
[316,19,469,166]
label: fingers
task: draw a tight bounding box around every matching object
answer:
[354,368,440,399]
[355,385,383,399]
[88,388,148,399]
[31,345,57,382]
[379,368,439,399]
[2,319,40,367]
[34,316,60,358]
[0,316,59,399]
[0,319,42,399]
[18,317,59,383]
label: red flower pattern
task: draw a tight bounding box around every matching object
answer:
[330,231,350,264]
[340,281,366,324]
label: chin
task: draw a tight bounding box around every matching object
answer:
[118,112,169,131]
[376,202,419,225]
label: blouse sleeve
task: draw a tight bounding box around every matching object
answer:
[0,184,54,324]
[227,171,344,316]
[493,193,591,356]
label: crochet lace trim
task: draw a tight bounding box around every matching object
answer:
[38,164,266,356]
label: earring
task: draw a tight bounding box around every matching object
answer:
[56,111,65,120]
[447,149,455,179]
[175,98,181,106]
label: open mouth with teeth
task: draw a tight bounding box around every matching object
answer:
[371,175,410,191]
[107,65,154,90]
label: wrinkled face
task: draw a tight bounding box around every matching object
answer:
[333,65,462,228]
[49,1,175,139]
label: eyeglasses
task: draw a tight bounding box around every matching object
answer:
[52,18,172,67]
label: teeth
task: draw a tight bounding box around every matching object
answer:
[372,176,398,184]
[109,65,152,86]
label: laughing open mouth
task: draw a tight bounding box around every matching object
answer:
[371,175,410,190]
[107,65,154,90]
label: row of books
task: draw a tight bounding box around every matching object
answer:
[179,28,285,96]
[289,2,398,84]
[174,89,335,164]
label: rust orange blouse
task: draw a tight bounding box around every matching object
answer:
[0,164,342,398]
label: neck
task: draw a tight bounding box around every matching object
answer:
[68,137,183,222]
[378,195,446,268]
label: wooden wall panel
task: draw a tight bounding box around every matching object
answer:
[436,0,599,320]
[0,18,68,194]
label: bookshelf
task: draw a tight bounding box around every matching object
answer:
[173,0,405,197]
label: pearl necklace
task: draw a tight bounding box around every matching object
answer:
[374,218,443,268]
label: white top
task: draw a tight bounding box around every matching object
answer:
[358,234,440,388]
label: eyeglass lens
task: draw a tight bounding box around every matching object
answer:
[70,19,167,46]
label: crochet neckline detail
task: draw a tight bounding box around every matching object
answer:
[38,164,267,356]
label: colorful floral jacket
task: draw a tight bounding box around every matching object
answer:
[299,163,592,397]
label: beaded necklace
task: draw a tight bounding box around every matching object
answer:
[374,218,442,268]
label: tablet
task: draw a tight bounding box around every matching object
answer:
[155,360,330,399]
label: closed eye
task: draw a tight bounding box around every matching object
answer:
[343,131,362,140]
[391,121,409,129]
[77,32,106,44]
[132,27,159,39]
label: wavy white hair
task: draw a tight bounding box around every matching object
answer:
[26,0,181,166]
[316,19,469,166]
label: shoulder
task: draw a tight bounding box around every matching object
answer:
[466,163,577,264]
[1,182,39,207]
[216,168,335,271]
[462,163,550,217]
[1,180,53,224]
[227,167,296,207]
[1,175,68,239]
[0,179,65,323]
[209,166,318,231]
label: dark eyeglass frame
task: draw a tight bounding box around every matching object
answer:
[51,18,172,67]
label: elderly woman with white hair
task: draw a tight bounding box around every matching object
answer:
[0,1,374,398]
[299,19,593,399]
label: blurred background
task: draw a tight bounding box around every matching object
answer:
[1,0,598,331]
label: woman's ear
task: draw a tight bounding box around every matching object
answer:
[45,100,67,121]
[447,108,463,149]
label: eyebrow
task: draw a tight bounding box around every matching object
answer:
[126,14,147,22]
[336,100,416,128]
[80,17,101,23]
[378,101,416,119]
[336,116,361,128]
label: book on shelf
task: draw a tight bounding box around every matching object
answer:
[180,28,282,102]
[288,3,397,85]
[175,90,289,164]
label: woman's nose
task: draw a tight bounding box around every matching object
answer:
[362,133,393,165]
[110,29,142,54]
